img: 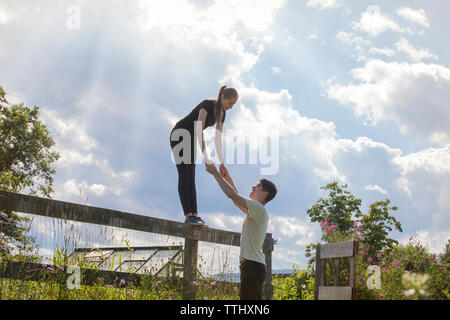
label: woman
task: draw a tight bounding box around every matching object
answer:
[170,86,239,225]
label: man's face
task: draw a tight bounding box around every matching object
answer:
[249,181,267,202]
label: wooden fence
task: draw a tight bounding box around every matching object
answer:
[0,190,275,299]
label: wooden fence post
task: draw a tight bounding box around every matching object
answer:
[263,233,275,300]
[314,243,322,300]
[182,236,198,300]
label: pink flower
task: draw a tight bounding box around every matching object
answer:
[379,293,384,299]
[320,218,330,229]
[211,281,217,286]
[368,257,373,262]
[234,287,238,291]
[353,221,358,227]
[120,279,126,285]
[357,227,363,233]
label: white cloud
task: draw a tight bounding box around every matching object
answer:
[368,47,396,57]
[58,179,123,200]
[392,145,450,176]
[40,109,97,151]
[269,216,317,246]
[306,0,340,10]
[271,66,282,75]
[397,7,430,28]
[400,230,450,254]
[395,37,438,62]
[327,59,450,143]
[201,213,244,232]
[135,0,285,86]
[364,184,388,194]
[0,9,11,24]
[40,108,137,179]
[137,0,285,36]
[392,145,450,228]
[336,31,373,60]
[353,7,405,37]
[224,87,344,180]
[307,30,317,40]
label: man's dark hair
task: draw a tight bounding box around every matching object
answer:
[259,178,277,203]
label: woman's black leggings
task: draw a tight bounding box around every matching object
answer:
[175,163,197,215]
[170,129,197,216]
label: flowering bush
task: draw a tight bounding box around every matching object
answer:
[355,236,449,300]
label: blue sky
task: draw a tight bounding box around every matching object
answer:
[1,0,449,269]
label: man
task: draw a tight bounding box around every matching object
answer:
[205,163,277,300]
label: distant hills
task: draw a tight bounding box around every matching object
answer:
[212,269,295,283]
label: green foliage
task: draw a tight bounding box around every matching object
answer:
[306,181,403,264]
[359,200,402,257]
[307,182,362,236]
[0,85,60,255]
[272,265,314,300]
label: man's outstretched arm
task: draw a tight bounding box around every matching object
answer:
[206,163,248,213]
[220,166,248,214]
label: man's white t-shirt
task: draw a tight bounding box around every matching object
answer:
[240,199,269,265]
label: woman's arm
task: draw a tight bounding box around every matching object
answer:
[215,120,224,166]
[196,108,210,163]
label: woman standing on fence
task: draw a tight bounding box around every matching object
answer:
[170,86,239,225]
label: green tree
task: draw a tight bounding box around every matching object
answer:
[0,85,60,254]
[307,182,362,235]
[305,182,402,264]
[359,199,402,257]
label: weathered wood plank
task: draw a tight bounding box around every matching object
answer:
[320,240,355,259]
[263,234,275,300]
[0,190,241,246]
[314,244,321,300]
[318,286,353,300]
[183,238,198,299]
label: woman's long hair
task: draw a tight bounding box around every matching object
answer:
[215,85,238,123]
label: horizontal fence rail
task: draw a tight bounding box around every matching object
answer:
[0,190,242,246]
